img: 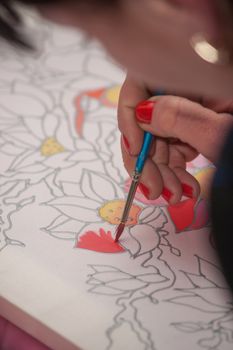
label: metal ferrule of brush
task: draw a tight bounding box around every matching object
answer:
[121,170,141,224]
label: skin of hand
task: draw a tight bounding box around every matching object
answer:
[38,0,233,98]
[0,316,50,350]
[118,75,233,203]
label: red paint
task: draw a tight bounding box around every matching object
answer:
[74,88,105,136]
[76,228,125,253]
[139,183,150,199]
[167,198,196,232]
[136,100,155,124]
[74,95,85,137]
[182,183,193,198]
[162,187,173,202]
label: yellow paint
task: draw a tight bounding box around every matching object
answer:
[105,86,121,105]
[99,199,141,226]
[41,137,65,156]
[194,167,216,199]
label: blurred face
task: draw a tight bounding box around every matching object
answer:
[39,0,233,98]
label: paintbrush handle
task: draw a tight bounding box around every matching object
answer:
[135,132,154,173]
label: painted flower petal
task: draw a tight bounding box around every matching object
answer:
[167,198,196,232]
[76,228,124,253]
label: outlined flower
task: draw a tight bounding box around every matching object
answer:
[0,82,99,183]
[170,256,233,350]
[44,170,167,255]
[87,264,168,296]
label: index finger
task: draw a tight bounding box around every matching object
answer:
[118,75,150,155]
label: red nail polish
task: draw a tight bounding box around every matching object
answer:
[136,100,155,124]
[122,135,130,152]
[139,183,150,199]
[182,183,193,198]
[162,187,173,201]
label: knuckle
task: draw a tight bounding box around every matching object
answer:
[155,96,183,136]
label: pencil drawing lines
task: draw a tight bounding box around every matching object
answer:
[168,255,233,349]
[87,264,169,350]
[0,180,34,251]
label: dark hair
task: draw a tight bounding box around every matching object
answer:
[0,0,118,49]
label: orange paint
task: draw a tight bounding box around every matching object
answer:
[86,88,105,99]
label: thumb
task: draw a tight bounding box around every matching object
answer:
[136,96,233,163]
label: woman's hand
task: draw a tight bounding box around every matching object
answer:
[118,75,233,204]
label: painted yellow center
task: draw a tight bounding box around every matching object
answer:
[99,200,141,226]
[105,86,121,105]
[41,137,65,156]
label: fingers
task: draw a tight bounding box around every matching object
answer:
[121,136,164,199]
[136,95,233,163]
[121,136,199,204]
[118,75,150,156]
[168,146,200,197]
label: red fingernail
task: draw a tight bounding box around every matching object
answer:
[182,183,193,198]
[162,187,173,201]
[136,100,156,124]
[139,183,150,199]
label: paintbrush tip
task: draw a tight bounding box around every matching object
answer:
[114,222,125,242]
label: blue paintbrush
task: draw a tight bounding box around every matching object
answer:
[115,131,154,242]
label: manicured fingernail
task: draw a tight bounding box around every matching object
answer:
[122,134,130,153]
[182,183,193,198]
[136,100,156,124]
[162,187,173,201]
[139,183,150,199]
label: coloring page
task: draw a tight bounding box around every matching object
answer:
[0,9,232,350]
